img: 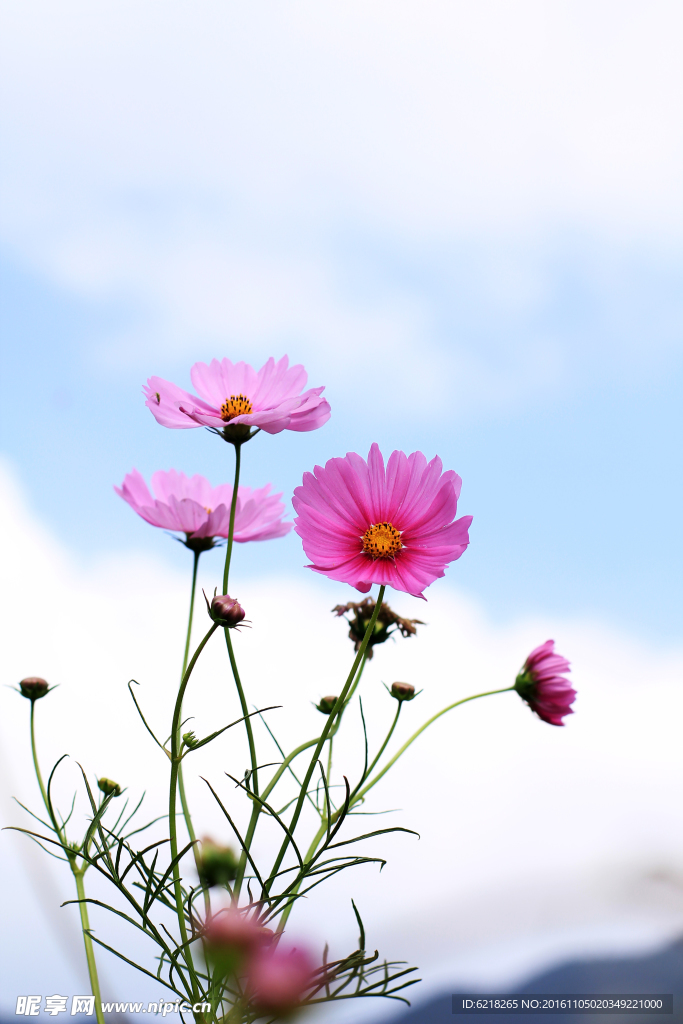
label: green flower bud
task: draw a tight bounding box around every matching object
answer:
[198,838,239,887]
[98,777,122,797]
[316,695,338,715]
[183,731,200,749]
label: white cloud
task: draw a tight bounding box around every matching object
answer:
[1,0,683,419]
[2,457,683,1014]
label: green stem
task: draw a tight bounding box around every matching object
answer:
[169,622,219,998]
[350,702,402,802]
[275,820,327,933]
[222,443,241,595]
[266,586,386,900]
[355,686,514,802]
[277,685,511,933]
[176,551,208,913]
[232,652,370,900]
[30,703,105,1018]
[181,551,200,679]
[30,702,52,828]
[224,629,259,796]
[74,869,106,1024]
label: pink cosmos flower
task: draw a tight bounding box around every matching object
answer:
[203,908,273,955]
[246,943,316,1015]
[143,356,330,438]
[514,640,576,726]
[115,469,291,550]
[292,443,472,599]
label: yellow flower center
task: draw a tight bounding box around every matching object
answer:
[220,394,253,421]
[362,522,403,559]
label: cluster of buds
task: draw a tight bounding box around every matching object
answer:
[332,598,423,659]
[204,591,246,628]
[197,838,238,887]
[203,908,315,1014]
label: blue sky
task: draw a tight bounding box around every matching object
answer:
[1,0,682,646]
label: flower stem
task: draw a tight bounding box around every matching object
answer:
[176,551,208,913]
[224,628,259,796]
[222,442,241,595]
[169,622,219,998]
[350,702,402,801]
[219,441,260,797]
[30,703,105,1020]
[30,702,52,827]
[182,551,200,679]
[74,869,106,1024]
[354,685,514,802]
[266,586,386,900]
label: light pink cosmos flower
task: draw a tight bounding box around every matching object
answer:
[115,469,291,550]
[143,356,330,438]
[514,640,576,726]
[246,943,316,1015]
[292,443,472,599]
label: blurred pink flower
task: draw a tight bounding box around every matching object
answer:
[143,356,330,437]
[514,640,576,726]
[203,907,272,955]
[115,469,291,548]
[246,943,315,1015]
[292,443,471,599]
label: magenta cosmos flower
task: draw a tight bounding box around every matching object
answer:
[143,356,330,441]
[246,944,316,1014]
[514,640,576,726]
[292,443,472,599]
[115,469,291,551]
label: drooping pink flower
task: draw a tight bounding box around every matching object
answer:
[115,469,291,549]
[143,356,330,438]
[246,943,316,1015]
[292,443,472,599]
[514,640,576,726]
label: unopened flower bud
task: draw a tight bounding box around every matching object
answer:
[316,695,338,715]
[207,592,246,628]
[183,731,199,749]
[390,681,415,702]
[198,838,239,887]
[19,677,50,701]
[98,777,122,797]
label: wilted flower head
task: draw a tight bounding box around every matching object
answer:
[18,677,50,701]
[332,597,424,659]
[204,908,273,973]
[294,444,472,599]
[390,682,416,702]
[98,778,122,797]
[197,838,239,888]
[206,593,246,628]
[514,640,576,726]
[246,943,316,1016]
[144,356,330,443]
[316,695,338,715]
[116,469,290,552]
